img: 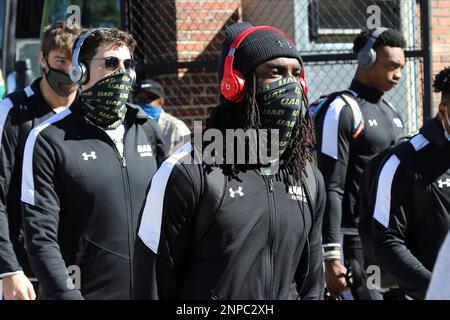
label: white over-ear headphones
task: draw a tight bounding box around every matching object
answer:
[357,27,388,69]
[70,29,99,85]
[70,28,137,85]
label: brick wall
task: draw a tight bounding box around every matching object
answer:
[431,0,450,106]
[159,0,241,128]
[155,0,449,126]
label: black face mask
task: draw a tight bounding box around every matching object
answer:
[256,76,303,155]
[79,70,133,129]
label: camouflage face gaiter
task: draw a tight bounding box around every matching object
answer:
[79,70,133,129]
[256,76,303,155]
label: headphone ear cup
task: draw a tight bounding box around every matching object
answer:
[70,64,82,83]
[357,50,369,68]
[368,48,377,68]
[221,69,246,103]
[358,49,376,69]
[70,61,89,85]
[78,61,89,85]
[231,69,246,103]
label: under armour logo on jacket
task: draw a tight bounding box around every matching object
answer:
[19,104,28,110]
[438,179,450,188]
[229,187,244,198]
[368,119,378,127]
[82,151,97,161]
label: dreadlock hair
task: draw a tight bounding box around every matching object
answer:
[433,66,450,101]
[204,73,314,181]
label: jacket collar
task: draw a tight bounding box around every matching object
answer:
[420,117,450,152]
[30,78,55,114]
[349,79,384,104]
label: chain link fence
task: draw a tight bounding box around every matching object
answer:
[124,0,426,132]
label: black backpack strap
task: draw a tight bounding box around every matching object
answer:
[8,89,34,152]
[191,143,227,243]
[313,90,364,140]
[193,165,227,243]
[339,92,364,139]
[311,90,354,119]
[393,139,429,224]
[382,97,400,115]
[296,161,318,294]
[382,97,406,125]
[301,160,317,227]
[142,120,157,153]
[17,113,33,152]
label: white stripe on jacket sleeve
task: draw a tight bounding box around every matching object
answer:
[320,97,347,160]
[373,154,401,228]
[21,109,72,205]
[138,142,193,254]
[0,98,14,151]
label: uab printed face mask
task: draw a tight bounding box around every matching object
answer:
[256,76,303,155]
[80,70,133,129]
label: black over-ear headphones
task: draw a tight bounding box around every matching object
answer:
[357,27,388,69]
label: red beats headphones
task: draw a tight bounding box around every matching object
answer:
[220,26,308,103]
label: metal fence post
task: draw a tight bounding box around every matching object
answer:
[421,0,433,122]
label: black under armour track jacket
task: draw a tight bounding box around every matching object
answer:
[314,79,405,246]
[0,79,56,279]
[369,118,450,300]
[134,143,326,300]
[21,102,165,300]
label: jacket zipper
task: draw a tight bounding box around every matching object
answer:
[264,175,276,300]
[90,124,134,297]
[121,137,134,298]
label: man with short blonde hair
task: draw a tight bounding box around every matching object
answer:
[0,20,82,300]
